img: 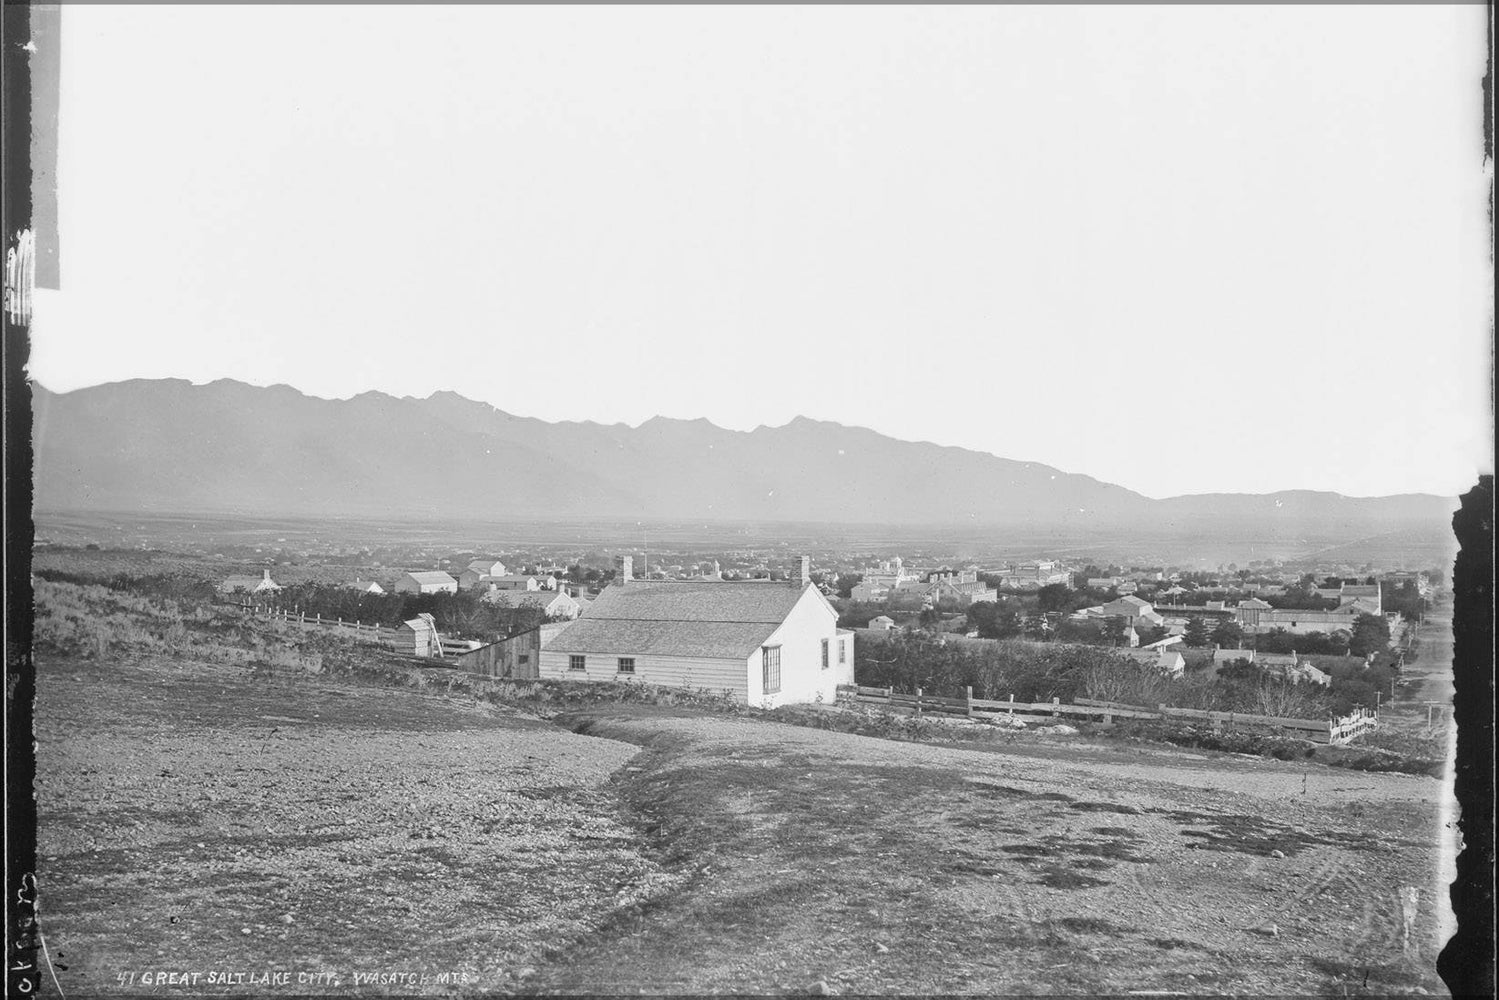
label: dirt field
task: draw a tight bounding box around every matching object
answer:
[32,604,1449,995]
[33,652,681,995]
[541,709,1446,996]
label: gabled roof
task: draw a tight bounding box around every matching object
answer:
[221,575,276,589]
[1238,597,1273,609]
[402,571,456,585]
[543,581,815,660]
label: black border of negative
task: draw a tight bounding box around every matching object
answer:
[0,3,1494,997]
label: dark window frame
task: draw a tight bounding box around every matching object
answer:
[762,645,782,694]
[568,654,586,672]
[617,656,636,674]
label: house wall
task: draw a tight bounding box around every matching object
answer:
[747,588,842,709]
[536,648,750,699]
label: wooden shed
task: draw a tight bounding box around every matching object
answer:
[395,613,441,658]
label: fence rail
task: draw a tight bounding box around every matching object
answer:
[849,685,1377,745]
[246,606,485,659]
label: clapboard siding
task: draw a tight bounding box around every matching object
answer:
[536,649,749,700]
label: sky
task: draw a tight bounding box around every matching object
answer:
[28,5,1492,499]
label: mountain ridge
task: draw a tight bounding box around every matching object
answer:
[30,379,1456,530]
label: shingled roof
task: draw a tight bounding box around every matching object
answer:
[542,581,813,660]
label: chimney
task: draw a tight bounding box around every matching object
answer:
[263,568,272,582]
[615,554,633,585]
[793,555,810,588]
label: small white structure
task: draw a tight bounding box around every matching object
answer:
[393,571,458,595]
[346,579,385,595]
[867,615,897,631]
[219,568,281,595]
[485,574,544,592]
[467,559,509,578]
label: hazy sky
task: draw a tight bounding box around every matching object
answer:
[29,5,1491,499]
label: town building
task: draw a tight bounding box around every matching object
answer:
[992,561,1072,590]
[926,577,998,607]
[867,615,897,631]
[393,571,458,595]
[483,588,581,620]
[344,579,385,595]
[219,569,281,595]
[467,559,509,578]
[539,557,852,707]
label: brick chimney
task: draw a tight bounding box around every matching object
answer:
[615,554,633,586]
[793,555,811,588]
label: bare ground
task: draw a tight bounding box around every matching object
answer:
[33,645,1447,996]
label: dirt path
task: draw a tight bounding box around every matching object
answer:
[541,709,1447,996]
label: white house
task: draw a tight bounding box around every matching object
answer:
[219,569,281,595]
[485,574,544,592]
[484,588,581,620]
[467,559,509,578]
[867,615,897,631]
[345,579,385,595]
[538,557,852,707]
[393,571,458,595]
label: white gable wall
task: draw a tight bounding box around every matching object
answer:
[747,586,842,708]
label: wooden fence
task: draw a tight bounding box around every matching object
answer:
[846,686,1378,745]
[253,607,481,658]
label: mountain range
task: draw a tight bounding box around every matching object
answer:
[30,379,1457,536]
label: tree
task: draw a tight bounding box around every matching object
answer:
[1137,624,1170,647]
[1349,613,1391,658]
[1183,616,1210,647]
[1099,616,1129,647]
[1036,583,1074,613]
[1210,618,1244,648]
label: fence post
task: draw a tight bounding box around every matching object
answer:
[1008,693,1014,716]
[916,688,923,716]
[1051,696,1059,718]
[965,685,973,717]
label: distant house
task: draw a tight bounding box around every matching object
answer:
[1087,577,1120,590]
[484,574,544,593]
[1115,580,1139,595]
[487,588,581,621]
[345,579,385,595]
[219,569,281,595]
[394,613,441,657]
[1210,647,1257,675]
[539,557,851,706]
[926,579,998,607]
[467,559,509,578]
[867,615,897,631]
[393,571,458,596]
[1098,595,1164,628]
[1235,597,1273,627]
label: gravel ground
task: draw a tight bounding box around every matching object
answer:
[34,653,683,996]
[540,708,1448,996]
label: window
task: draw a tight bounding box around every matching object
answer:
[821,638,829,669]
[762,645,781,694]
[518,654,529,665]
[568,655,586,672]
[617,657,635,674]
[838,639,846,664]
